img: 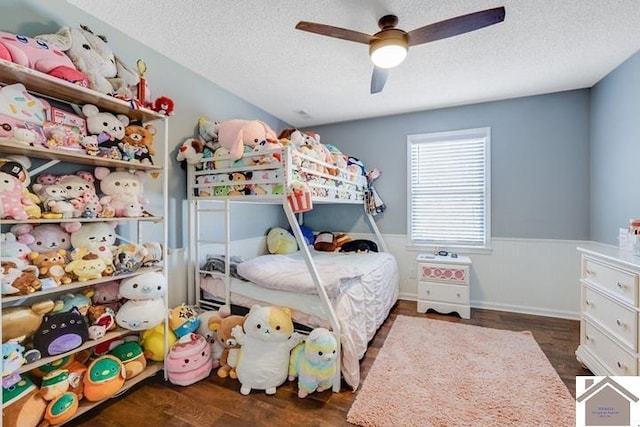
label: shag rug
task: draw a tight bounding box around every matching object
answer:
[347,316,575,427]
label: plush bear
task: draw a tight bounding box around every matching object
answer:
[1,260,41,295]
[31,183,78,219]
[65,222,118,273]
[120,121,156,164]
[196,309,227,369]
[288,327,339,398]
[0,160,31,220]
[151,96,175,116]
[1,299,55,342]
[11,224,71,254]
[36,26,139,98]
[28,250,72,286]
[208,313,245,378]
[1,231,32,268]
[169,303,201,338]
[94,167,148,217]
[217,119,278,161]
[0,31,89,85]
[231,305,303,395]
[36,171,100,215]
[80,104,130,159]
[267,227,298,255]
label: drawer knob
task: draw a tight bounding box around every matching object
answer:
[617,361,627,371]
[617,282,626,289]
[585,269,595,276]
[585,300,591,306]
[426,290,430,295]
[617,319,626,328]
[585,335,592,342]
[456,293,461,298]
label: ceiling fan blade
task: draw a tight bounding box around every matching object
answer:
[295,21,373,44]
[371,67,389,94]
[407,7,505,47]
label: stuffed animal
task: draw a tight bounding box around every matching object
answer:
[196,309,227,369]
[288,328,339,398]
[38,369,71,401]
[1,231,32,268]
[140,323,177,361]
[0,160,31,220]
[53,292,92,316]
[65,252,107,282]
[36,171,100,214]
[110,341,147,379]
[231,305,303,395]
[36,25,140,98]
[0,155,42,218]
[1,260,42,295]
[217,119,278,161]
[166,333,212,386]
[118,271,167,300]
[32,307,89,357]
[115,298,165,331]
[65,222,118,273]
[42,392,79,426]
[0,31,88,85]
[169,303,201,338]
[198,116,219,142]
[31,183,79,219]
[113,243,148,274]
[151,96,175,115]
[208,313,245,378]
[121,121,156,164]
[11,223,71,253]
[2,340,26,388]
[1,299,55,342]
[91,280,121,306]
[340,239,379,253]
[141,241,163,267]
[314,231,337,252]
[28,250,72,286]
[176,138,205,165]
[81,104,130,159]
[213,146,233,169]
[1,375,48,427]
[94,167,148,217]
[82,355,126,402]
[267,227,298,255]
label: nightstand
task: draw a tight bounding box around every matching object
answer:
[416,254,472,319]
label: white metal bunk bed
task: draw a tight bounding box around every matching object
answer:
[186,144,399,391]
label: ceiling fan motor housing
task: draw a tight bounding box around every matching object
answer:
[369,29,409,68]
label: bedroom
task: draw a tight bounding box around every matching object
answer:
[0,0,639,426]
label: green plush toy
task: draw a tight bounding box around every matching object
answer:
[267,227,298,254]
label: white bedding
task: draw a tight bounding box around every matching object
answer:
[200,250,399,390]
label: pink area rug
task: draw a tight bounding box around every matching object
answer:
[347,316,575,426]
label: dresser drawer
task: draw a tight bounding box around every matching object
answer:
[418,281,469,304]
[583,287,637,350]
[583,321,637,375]
[583,257,638,304]
[419,263,469,285]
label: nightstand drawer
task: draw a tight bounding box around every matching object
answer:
[583,287,637,350]
[419,263,469,285]
[583,257,638,304]
[418,281,469,304]
[584,321,637,375]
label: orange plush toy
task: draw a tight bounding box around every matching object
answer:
[208,314,246,379]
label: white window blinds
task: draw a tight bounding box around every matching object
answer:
[407,128,491,248]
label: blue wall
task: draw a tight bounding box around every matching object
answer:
[309,90,591,240]
[590,50,640,245]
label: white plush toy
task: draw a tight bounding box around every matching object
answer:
[64,222,117,274]
[115,298,165,331]
[288,327,339,398]
[176,138,204,164]
[118,271,167,300]
[94,167,148,217]
[36,25,140,98]
[231,305,302,395]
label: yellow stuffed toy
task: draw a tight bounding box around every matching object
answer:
[266,227,297,255]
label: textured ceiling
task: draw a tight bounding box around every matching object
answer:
[66,0,640,127]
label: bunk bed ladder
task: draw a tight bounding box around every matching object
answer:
[283,202,342,393]
[364,209,389,253]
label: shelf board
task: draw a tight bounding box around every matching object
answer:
[17,328,137,374]
[2,266,163,306]
[0,59,166,122]
[0,139,163,171]
[0,215,163,226]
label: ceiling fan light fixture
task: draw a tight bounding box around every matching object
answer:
[369,31,409,69]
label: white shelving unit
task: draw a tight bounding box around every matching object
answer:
[0,59,169,424]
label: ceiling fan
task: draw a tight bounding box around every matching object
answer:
[295,7,505,94]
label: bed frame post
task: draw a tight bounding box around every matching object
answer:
[364,209,389,253]
[283,202,342,393]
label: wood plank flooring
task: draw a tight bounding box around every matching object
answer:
[69,300,590,427]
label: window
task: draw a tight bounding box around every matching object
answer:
[407,127,491,249]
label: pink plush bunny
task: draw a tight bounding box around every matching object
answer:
[217,119,278,161]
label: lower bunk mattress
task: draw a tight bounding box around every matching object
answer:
[199,250,399,390]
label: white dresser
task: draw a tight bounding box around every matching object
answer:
[416,254,472,319]
[576,243,640,376]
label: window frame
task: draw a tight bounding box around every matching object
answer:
[406,127,492,252]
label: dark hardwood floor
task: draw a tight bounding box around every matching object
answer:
[69,300,590,427]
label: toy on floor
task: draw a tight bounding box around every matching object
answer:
[82,355,126,402]
[140,323,177,361]
[232,305,303,395]
[208,312,245,378]
[169,303,201,338]
[196,308,230,369]
[288,327,339,398]
[267,227,298,255]
[166,333,212,386]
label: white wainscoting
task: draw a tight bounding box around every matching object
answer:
[378,234,585,320]
[172,235,585,319]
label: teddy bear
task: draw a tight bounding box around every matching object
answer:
[0,160,31,220]
[11,224,71,253]
[36,25,140,98]
[1,231,32,268]
[28,250,72,286]
[288,327,339,398]
[0,31,89,86]
[120,121,156,164]
[231,305,303,395]
[208,313,245,378]
[94,167,148,217]
[64,222,118,274]
[81,104,130,159]
[217,119,278,161]
[65,252,107,282]
[31,183,77,219]
[1,260,42,295]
